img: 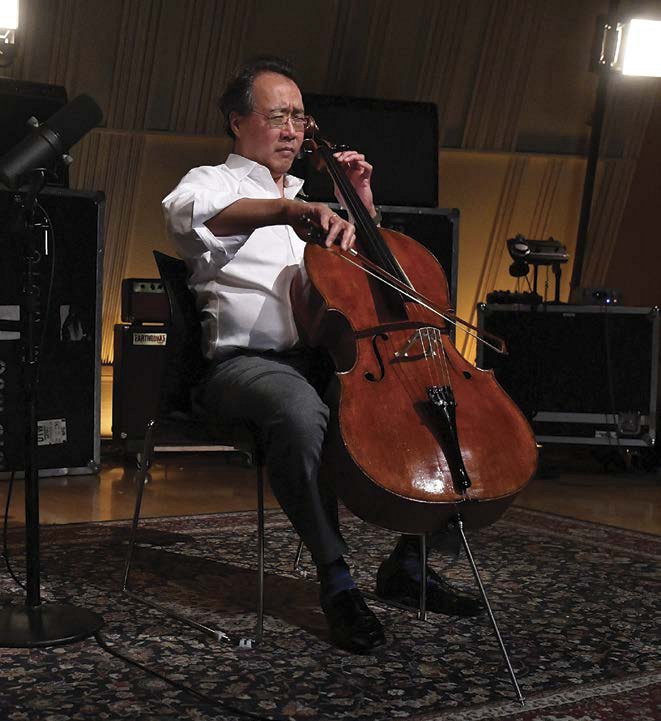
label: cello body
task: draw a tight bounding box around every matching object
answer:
[292,226,538,534]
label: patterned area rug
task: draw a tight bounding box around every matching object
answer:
[0,506,659,721]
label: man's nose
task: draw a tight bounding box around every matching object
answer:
[280,120,296,137]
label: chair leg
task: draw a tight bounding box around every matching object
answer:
[293,538,305,572]
[255,464,265,645]
[418,534,428,621]
[121,419,156,592]
[122,424,266,648]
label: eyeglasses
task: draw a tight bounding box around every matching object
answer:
[251,110,309,130]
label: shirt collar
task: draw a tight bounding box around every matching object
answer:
[225,153,305,199]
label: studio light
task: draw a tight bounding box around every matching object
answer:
[614,18,661,77]
[0,0,19,67]
[570,10,661,299]
[0,0,18,30]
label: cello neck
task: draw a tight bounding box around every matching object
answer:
[315,143,412,291]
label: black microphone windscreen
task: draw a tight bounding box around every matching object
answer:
[0,94,103,188]
[46,94,103,151]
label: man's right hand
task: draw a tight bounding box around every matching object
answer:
[287,201,356,252]
[204,197,356,252]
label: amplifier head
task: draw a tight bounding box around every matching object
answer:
[121,278,170,323]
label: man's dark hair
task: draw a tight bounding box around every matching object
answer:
[218,56,300,139]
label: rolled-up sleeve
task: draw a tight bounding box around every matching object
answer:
[162,165,249,267]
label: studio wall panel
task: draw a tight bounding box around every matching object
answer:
[7,0,654,161]
[69,130,146,363]
[461,0,545,151]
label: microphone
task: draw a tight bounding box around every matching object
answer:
[0,94,103,189]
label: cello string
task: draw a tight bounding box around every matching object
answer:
[437,328,451,387]
[314,137,417,296]
[307,129,505,354]
[424,327,439,388]
[427,326,445,389]
[338,245,484,339]
[338,246,496,349]
[310,132,499,455]
[426,326,438,386]
[317,145,409,286]
[421,327,436,388]
[428,326,444,388]
[334,249,505,354]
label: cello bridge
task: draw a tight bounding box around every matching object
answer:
[395,326,446,358]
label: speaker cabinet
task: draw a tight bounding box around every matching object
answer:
[477,304,659,447]
[112,324,168,452]
[291,94,438,207]
[0,187,104,474]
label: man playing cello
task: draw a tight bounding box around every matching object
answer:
[163,56,482,654]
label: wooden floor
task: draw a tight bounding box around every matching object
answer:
[3,443,661,535]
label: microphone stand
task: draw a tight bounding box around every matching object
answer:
[0,168,103,647]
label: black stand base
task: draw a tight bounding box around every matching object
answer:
[0,602,103,648]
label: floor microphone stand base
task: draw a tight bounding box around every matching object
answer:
[0,603,103,648]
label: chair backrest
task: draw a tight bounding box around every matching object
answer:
[153,250,206,416]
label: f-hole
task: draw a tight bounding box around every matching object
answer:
[364,333,388,382]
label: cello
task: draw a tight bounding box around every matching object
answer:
[292,120,538,535]
[291,121,537,703]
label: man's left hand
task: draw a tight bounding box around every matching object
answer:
[333,150,376,218]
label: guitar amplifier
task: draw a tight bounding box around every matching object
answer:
[112,324,168,451]
[121,278,170,323]
[477,304,659,447]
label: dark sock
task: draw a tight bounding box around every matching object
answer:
[318,556,356,605]
[389,534,423,582]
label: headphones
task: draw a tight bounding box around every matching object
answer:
[508,236,531,278]
[509,258,529,278]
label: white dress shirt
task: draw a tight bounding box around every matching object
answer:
[162,154,307,359]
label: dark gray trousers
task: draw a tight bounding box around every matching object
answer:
[199,350,348,565]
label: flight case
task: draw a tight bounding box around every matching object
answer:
[477,304,659,447]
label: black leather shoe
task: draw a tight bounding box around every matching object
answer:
[321,588,386,653]
[376,557,485,617]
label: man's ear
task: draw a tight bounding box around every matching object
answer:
[230,112,242,138]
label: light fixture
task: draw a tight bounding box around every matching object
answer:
[0,0,18,29]
[0,0,19,67]
[570,10,661,300]
[614,18,661,77]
